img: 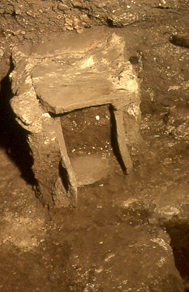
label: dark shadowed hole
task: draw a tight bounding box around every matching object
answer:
[11,10,16,17]
[106,18,123,28]
[106,18,114,28]
[109,105,126,173]
[166,223,189,291]
[59,162,69,192]
[129,56,139,65]
[0,59,37,185]
[156,5,169,9]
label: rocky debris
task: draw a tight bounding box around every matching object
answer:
[10,29,142,207]
[164,106,189,141]
[0,0,188,41]
[118,181,189,227]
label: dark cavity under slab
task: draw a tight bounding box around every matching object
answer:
[60,104,126,175]
[0,66,37,186]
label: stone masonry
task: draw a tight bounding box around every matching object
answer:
[10,29,141,207]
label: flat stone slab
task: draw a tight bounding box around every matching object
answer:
[31,31,139,115]
[32,65,125,114]
[71,154,109,187]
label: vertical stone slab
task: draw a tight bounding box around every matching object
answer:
[54,118,77,207]
[10,92,65,207]
[28,133,60,206]
[123,103,147,155]
[27,117,61,207]
[114,109,133,174]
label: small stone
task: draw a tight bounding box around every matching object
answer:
[58,3,70,12]
[148,217,159,225]
[169,33,189,48]
[96,115,100,120]
[97,205,102,208]
[57,15,63,20]
[71,0,83,8]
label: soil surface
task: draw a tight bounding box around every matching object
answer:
[0,1,189,291]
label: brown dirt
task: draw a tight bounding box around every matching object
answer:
[0,3,189,292]
[61,105,113,158]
